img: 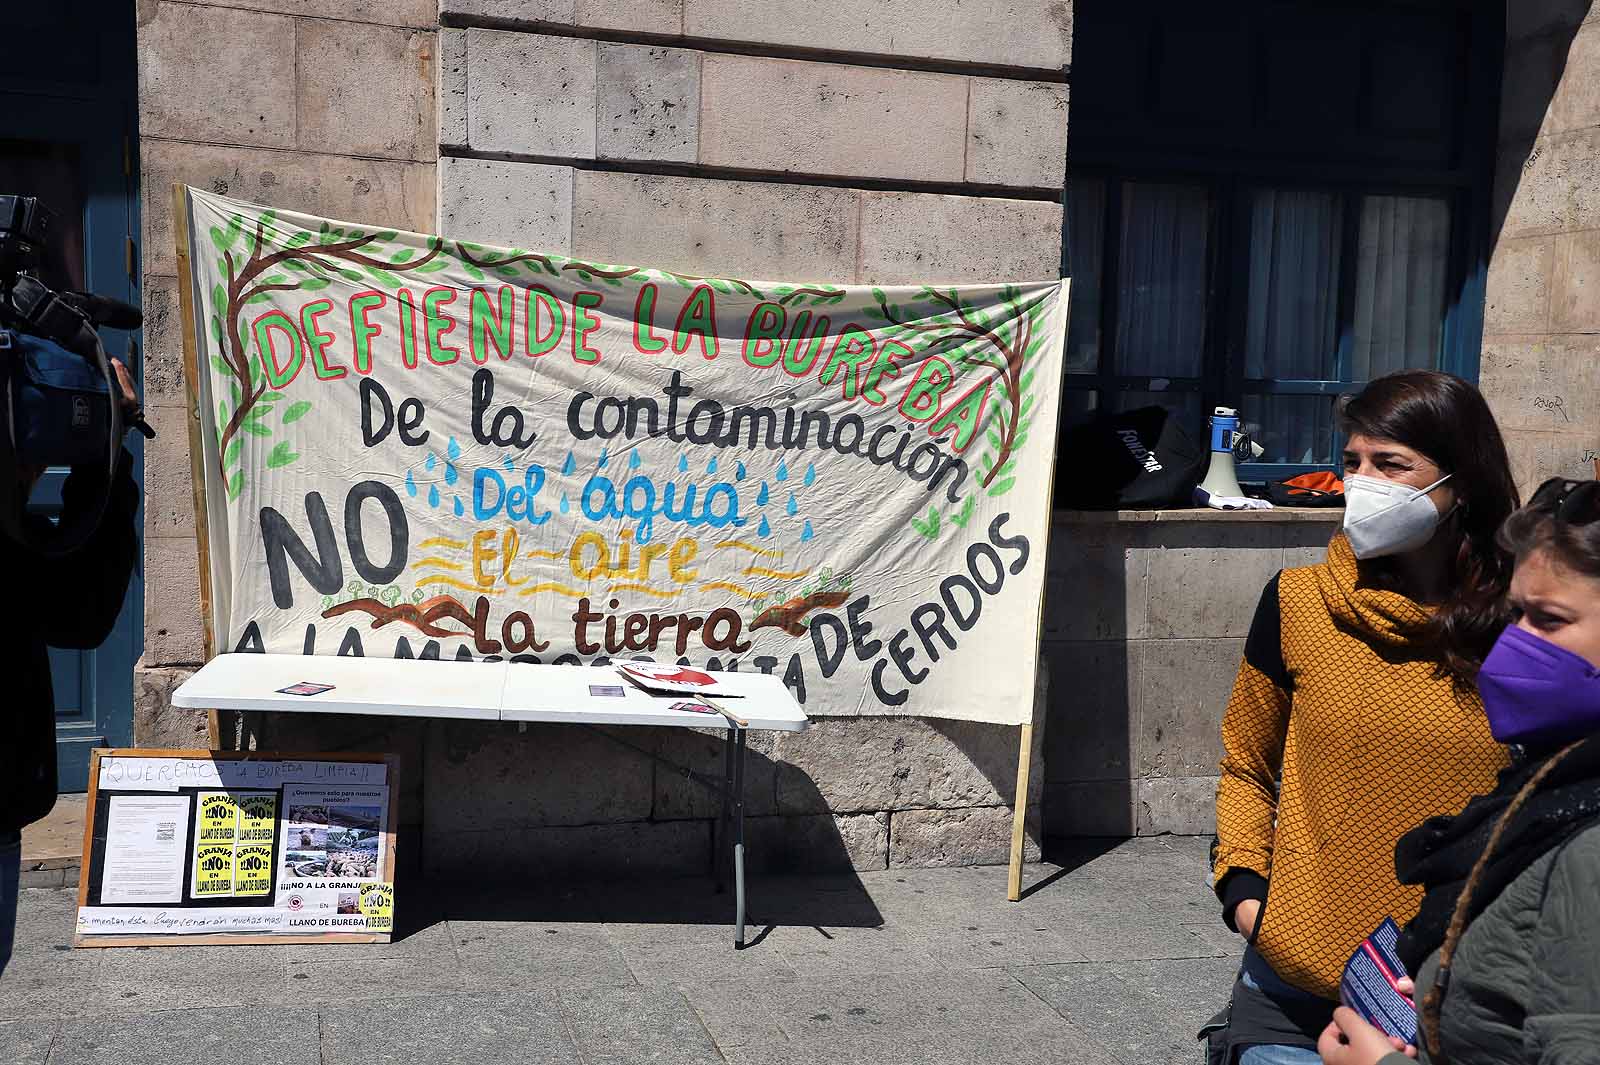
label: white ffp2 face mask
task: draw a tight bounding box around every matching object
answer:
[1342,473,1453,560]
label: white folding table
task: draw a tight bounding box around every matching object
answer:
[172,653,809,946]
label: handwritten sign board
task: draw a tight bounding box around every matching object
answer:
[75,749,397,948]
[175,186,1068,725]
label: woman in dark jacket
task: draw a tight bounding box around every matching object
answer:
[1321,476,1600,1065]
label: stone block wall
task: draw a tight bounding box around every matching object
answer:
[1041,513,1341,839]
[1479,0,1600,491]
[422,1,1069,870]
[133,0,437,740]
[133,0,1069,872]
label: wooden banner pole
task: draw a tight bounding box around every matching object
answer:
[1006,722,1034,902]
[1007,277,1070,903]
[171,182,221,750]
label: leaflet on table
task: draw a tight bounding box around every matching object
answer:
[616,663,738,696]
[1340,917,1419,1045]
[276,784,387,898]
[97,756,385,792]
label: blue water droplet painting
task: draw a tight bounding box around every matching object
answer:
[447,437,462,461]
[678,455,688,472]
[786,493,798,516]
[801,521,815,542]
[598,448,609,468]
[562,451,576,476]
[736,461,747,481]
[707,456,718,475]
[425,452,437,472]
[453,496,464,517]
[804,463,816,486]
[756,483,769,506]
[428,484,440,508]
[629,451,642,470]
[444,462,459,487]
[776,460,789,482]
[405,470,417,498]
[560,494,570,514]
[758,515,771,537]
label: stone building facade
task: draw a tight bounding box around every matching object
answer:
[129,0,1600,873]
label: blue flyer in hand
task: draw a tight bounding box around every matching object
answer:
[1340,917,1418,1046]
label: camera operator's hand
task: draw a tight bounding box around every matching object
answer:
[110,358,138,416]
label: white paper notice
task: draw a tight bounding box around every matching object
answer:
[99,795,191,904]
[95,757,384,791]
[76,906,289,935]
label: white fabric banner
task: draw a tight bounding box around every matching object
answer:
[177,187,1067,724]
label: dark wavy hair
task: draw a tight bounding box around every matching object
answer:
[1340,370,1520,676]
[1497,481,1600,577]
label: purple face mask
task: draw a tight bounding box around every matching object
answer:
[1478,624,1600,746]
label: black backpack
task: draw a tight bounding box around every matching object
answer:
[1054,405,1206,509]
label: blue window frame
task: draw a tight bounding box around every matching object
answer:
[1063,0,1503,482]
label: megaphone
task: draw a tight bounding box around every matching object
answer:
[1197,406,1244,499]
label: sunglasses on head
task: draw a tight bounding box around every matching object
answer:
[1529,477,1600,524]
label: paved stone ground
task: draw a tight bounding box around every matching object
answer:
[0,836,1241,1065]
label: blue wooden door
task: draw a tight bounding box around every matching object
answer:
[0,1,143,790]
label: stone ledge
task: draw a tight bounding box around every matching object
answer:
[20,865,78,890]
[888,804,1040,868]
[1056,507,1342,524]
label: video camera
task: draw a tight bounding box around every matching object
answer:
[0,194,154,554]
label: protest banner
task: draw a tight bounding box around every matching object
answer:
[173,186,1068,727]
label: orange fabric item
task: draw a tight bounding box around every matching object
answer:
[1283,471,1344,495]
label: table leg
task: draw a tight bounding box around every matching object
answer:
[715,725,736,892]
[734,726,747,948]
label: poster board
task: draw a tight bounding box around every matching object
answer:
[74,749,397,948]
[171,184,1068,727]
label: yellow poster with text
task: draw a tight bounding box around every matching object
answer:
[193,844,234,897]
[234,844,273,896]
[197,792,238,846]
[359,882,394,933]
[237,793,277,845]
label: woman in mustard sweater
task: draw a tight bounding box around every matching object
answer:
[1210,371,1519,1065]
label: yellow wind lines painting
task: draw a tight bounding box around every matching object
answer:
[418,536,468,550]
[743,565,810,580]
[606,582,679,599]
[411,556,465,571]
[415,574,488,592]
[699,580,767,600]
[714,539,785,559]
[516,581,587,597]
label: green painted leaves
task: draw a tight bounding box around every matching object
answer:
[208,215,243,255]
[910,506,941,540]
[266,440,299,468]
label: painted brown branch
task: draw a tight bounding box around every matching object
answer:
[454,243,556,274]
[214,231,445,466]
[750,589,851,636]
[565,261,645,280]
[665,270,758,296]
[878,290,1032,489]
[327,239,445,274]
[322,595,476,639]
[777,286,841,304]
[238,281,305,303]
